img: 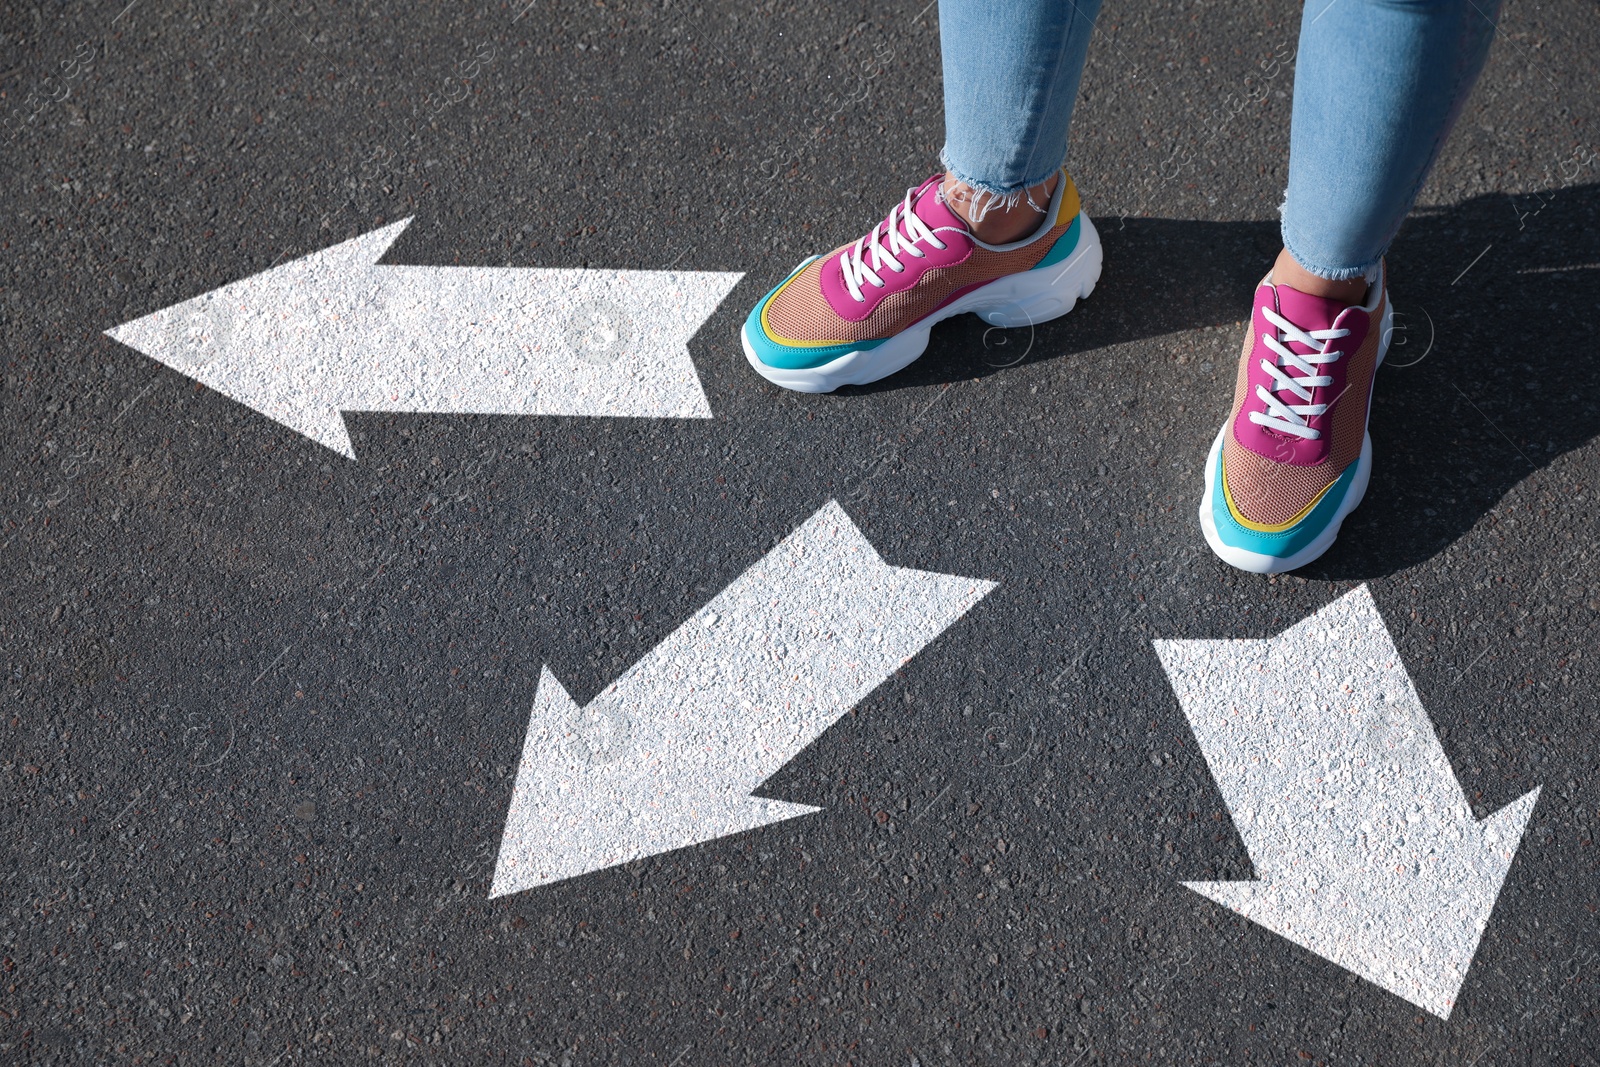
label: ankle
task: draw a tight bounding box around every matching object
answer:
[941,172,1059,244]
[1270,248,1368,305]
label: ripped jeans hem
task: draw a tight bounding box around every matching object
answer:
[938,148,1067,225]
[1279,207,1387,281]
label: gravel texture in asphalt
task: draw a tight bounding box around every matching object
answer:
[3,0,1598,1063]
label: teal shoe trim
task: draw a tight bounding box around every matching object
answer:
[1209,453,1361,560]
[1026,215,1083,273]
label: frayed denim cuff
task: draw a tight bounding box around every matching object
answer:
[938,147,1067,225]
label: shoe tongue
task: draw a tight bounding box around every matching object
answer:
[1272,283,1353,355]
[909,174,970,235]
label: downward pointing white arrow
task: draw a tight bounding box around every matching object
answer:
[104,218,742,458]
[1154,586,1538,1018]
[490,500,996,896]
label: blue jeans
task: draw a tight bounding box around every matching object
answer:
[938,0,1502,279]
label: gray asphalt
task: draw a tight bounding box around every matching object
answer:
[3,0,1599,1063]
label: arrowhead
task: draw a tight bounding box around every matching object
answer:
[104,219,413,458]
[1156,585,1541,1018]
[104,218,742,459]
[1184,785,1538,1017]
[489,667,820,896]
[488,501,997,897]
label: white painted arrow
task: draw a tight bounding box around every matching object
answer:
[1153,586,1538,1018]
[490,500,996,896]
[103,218,742,458]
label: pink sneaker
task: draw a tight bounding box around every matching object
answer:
[1200,266,1394,573]
[741,171,1102,393]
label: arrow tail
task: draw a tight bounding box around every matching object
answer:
[599,499,994,777]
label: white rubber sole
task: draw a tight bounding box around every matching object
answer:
[743,214,1104,394]
[1198,294,1394,574]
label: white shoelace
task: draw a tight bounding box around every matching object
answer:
[1248,304,1350,440]
[839,186,953,303]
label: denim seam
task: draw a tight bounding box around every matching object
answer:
[1375,4,1502,254]
[1280,3,1499,281]
[1015,1,1096,188]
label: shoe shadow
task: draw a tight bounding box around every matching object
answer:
[843,183,1600,580]
[1304,182,1599,580]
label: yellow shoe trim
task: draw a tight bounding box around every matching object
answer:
[758,260,855,348]
[1222,455,1338,533]
[1053,170,1082,228]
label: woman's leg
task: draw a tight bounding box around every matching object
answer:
[1202,0,1503,574]
[937,0,1102,241]
[1279,0,1503,292]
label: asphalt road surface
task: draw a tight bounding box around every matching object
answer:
[4,0,1599,1063]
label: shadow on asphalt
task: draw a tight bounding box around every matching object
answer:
[849,183,1600,580]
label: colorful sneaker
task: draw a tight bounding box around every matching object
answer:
[1199,265,1393,573]
[741,170,1102,393]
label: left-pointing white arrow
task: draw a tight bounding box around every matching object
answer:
[490,499,997,896]
[103,218,743,458]
[1154,586,1539,1019]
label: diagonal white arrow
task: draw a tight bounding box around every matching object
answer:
[490,500,996,896]
[1153,585,1538,1018]
[103,218,743,458]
